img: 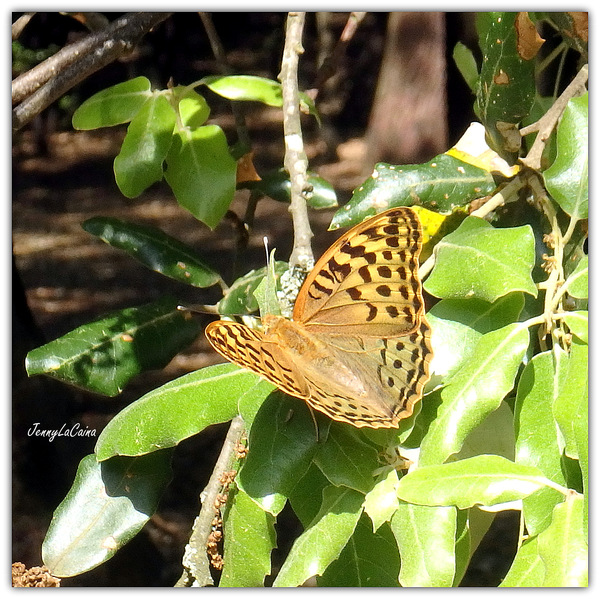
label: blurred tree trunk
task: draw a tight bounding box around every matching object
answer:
[364,12,448,169]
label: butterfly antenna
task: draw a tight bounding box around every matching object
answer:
[263,236,270,266]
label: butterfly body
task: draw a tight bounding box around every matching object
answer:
[206,207,433,428]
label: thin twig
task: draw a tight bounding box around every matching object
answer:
[312,11,366,95]
[176,415,246,587]
[12,12,35,40]
[198,12,251,152]
[12,12,171,130]
[520,63,588,171]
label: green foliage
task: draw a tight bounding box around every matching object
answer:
[330,154,496,229]
[42,451,172,577]
[82,217,220,287]
[25,297,202,396]
[240,167,338,209]
[475,12,538,157]
[543,93,588,220]
[424,217,537,302]
[30,11,587,588]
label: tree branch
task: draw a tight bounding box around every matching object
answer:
[12,12,171,130]
[176,415,246,587]
[279,12,313,273]
[520,63,588,171]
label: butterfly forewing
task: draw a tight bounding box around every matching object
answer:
[205,320,310,399]
[293,207,425,337]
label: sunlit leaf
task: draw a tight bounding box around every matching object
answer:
[391,503,458,587]
[543,93,588,220]
[220,487,276,587]
[425,216,537,303]
[397,455,553,509]
[273,486,364,587]
[419,322,530,466]
[42,452,171,577]
[95,364,272,460]
[164,125,237,229]
[537,494,587,587]
[330,155,495,229]
[72,77,152,129]
[26,297,201,396]
[514,351,567,535]
[114,94,176,197]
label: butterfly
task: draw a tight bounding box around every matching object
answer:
[205,206,433,428]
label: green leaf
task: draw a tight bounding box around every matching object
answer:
[254,249,282,318]
[429,292,525,335]
[176,88,210,128]
[397,455,554,509]
[95,364,273,460]
[217,262,289,316]
[42,451,172,577]
[319,516,400,586]
[514,352,567,535]
[574,391,588,539]
[288,465,331,527]
[313,424,379,494]
[553,344,588,460]
[425,216,537,302]
[427,292,525,380]
[563,310,588,343]
[391,503,458,587]
[241,168,338,209]
[363,469,400,532]
[83,217,220,288]
[456,400,515,463]
[238,393,323,516]
[26,297,201,396]
[453,41,479,92]
[201,74,284,106]
[537,494,587,586]
[72,77,152,129]
[476,12,537,156]
[500,536,545,587]
[419,322,530,466]
[543,93,588,220]
[113,94,176,197]
[564,255,588,299]
[273,486,364,587]
[220,487,276,587]
[164,125,237,229]
[330,155,495,229]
